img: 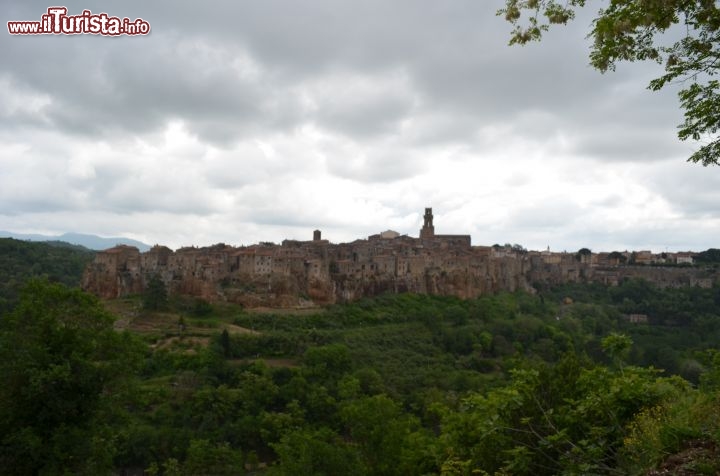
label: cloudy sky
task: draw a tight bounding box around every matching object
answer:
[1,1,717,252]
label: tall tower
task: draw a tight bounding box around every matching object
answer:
[420,207,435,240]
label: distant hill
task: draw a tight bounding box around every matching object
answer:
[0,238,97,313]
[0,231,151,252]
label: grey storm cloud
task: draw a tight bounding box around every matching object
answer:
[1,35,294,144]
[1,0,716,251]
[1,0,684,157]
[643,164,720,219]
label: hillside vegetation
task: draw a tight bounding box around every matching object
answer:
[0,238,95,313]
[2,271,720,474]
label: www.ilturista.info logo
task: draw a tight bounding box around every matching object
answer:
[8,7,150,36]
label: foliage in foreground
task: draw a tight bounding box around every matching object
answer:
[3,279,720,474]
[0,279,142,475]
[499,0,720,166]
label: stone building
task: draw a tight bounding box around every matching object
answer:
[82,208,718,307]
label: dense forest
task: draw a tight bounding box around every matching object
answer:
[2,242,720,475]
[0,238,95,314]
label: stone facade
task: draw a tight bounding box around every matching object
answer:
[82,209,718,307]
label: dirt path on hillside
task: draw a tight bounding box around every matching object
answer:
[224,324,260,335]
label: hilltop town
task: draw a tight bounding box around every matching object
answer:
[82,208,716,308]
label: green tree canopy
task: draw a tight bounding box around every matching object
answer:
[601,332,633,370]
[0,279,142,475]
[499,0,720,165]
[143,274,168,311]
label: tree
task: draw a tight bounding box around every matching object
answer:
[339,395,423,476]
[576,247,592,262]
[695,247,720,263]
[438,354,689,475]
[512,243,528,253]
[608,250,628,264]
[303,343,353,382]
[183,439,243,476]
[602,332,633,371]
[143,274,168,311]
[269,427,367,476]
[499,0,720,165]
[219,328,232,358]
[0,279,142,475]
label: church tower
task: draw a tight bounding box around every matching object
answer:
[420,207,435,240]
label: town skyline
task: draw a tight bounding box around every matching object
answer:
[84,206,705,260]
[2,203,710,256]
[83,205,711,308]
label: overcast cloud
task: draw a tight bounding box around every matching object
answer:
[1,0,717,252]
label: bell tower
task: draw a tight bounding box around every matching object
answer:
[420,207,434,240]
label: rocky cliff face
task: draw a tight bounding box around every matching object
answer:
[82,240,717,307]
